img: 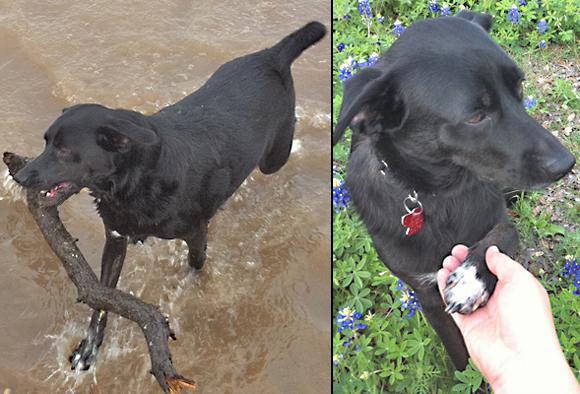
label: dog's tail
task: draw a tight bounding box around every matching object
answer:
[272,22,326,67]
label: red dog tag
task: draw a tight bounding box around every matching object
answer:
[401,207,424,236]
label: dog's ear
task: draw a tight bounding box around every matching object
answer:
[457,10,493,32]
[61,104,84,114]
[333,68,407,145]
[97,119,159,153]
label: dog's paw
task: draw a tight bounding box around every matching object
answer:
[188,250,206,270]
[69,336,100,371]
[443,262,490,315]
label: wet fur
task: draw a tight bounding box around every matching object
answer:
[14,21,326,370]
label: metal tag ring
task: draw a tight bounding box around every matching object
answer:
[403,192,423,214]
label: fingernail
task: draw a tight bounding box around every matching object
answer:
[489,245,499,253]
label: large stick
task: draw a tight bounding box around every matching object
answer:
[3,152,195,393]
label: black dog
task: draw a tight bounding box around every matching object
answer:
[14,21,325,370]
[333,11,575,370]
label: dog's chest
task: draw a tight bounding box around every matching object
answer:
[96,199,195,241]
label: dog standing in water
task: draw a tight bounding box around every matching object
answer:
[14,21,326,370]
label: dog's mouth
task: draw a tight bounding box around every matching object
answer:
[38,182,81,207]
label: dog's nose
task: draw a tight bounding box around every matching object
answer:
[544,152,576,181]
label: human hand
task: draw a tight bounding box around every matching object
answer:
[437,245,579,393]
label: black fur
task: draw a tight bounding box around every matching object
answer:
[334,13,575,369]
[14,21,326,370]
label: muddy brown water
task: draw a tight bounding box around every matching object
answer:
[0,1,330,392]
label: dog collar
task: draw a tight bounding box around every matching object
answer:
[380,160,424,236]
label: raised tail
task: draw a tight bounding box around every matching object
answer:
[272,21,326,67]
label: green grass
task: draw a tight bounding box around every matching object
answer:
[333,1,579,393]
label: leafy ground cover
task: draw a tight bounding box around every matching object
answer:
[332,1,579,392]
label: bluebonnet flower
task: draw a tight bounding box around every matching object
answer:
[441,4,452,16]
[336,307,366,332]
[562,256,580,296]
[343,15,351,21]
[396,279,405,291]
[365,53,380,67]
[524,96,536,111]
[377,14,384,24]
[338,57,358,81]
[338,54,379,83]
[539,40,547,49]
[538,19,548,34]
[337,42,345,52]
[338,66,352,82]
[396,279,422,317]
[429,0,440,14]
[400,289,422,317]
[358,0,373,19]
[519,0,527,6]
[508,5,520,24]
[393,20,405,36]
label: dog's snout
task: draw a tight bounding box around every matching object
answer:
[13,167,39,187]
[543,152,576,182]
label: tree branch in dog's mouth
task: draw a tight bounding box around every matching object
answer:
[2,151,195,393]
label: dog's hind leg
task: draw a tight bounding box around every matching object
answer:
[184,220,208,270]
[416,287,470,370]
[259,118,295,175]
[70,229,127,370]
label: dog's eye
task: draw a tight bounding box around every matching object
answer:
[466,112,487,124]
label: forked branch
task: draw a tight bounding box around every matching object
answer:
[3,151,195,393]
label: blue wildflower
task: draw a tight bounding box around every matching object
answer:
[336,307,367,332]
[519,0,527,5]
[429,0,440,14]
[337,42,345,52]
[343,14,351,21]
[562,256,580,297]
[377,14,384,24]
[393,20,405,36]
[396,279,422,318]
[538,19,548,34]
[539,40,547,49]
[524,96,536,111]
[367,53,379,67]
[358,0,373,19]
[508,5,520,24]
[396,279,405,291]
[400,289,422,317]
[333,179,350,212]
[338,67,352,82]
[441,4,452,16]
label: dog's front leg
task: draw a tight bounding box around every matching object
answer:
[416,286,470,369]
[70,228,127,370]
[443,222,519,314]
[184,220,208,270]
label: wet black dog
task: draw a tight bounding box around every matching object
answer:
[333,11,574,369]
[14,21,325,370]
